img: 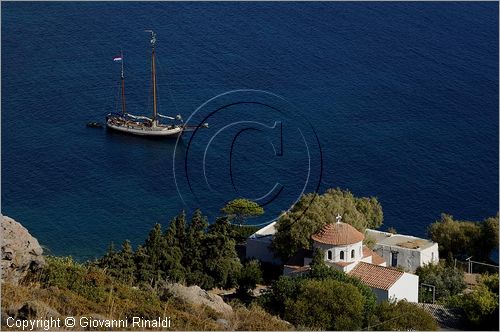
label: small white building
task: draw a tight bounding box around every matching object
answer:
[365,229,439,273]
[283,216,419,303]
[246,222,282,264]
[246,218,422,303]
[349,261,419,303]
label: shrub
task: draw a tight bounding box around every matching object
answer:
[237,260,263,295]
[416,261,466,302]
[283,278,365,330]
[447,274,499,330]
[373,300,438,330]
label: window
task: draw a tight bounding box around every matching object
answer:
[340,251,344,260]
[431,252,434,262]
[327,250,332,260]
[391,251,398,267]
[351,249,355,259]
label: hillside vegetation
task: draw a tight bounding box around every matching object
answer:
[2,256,291,331]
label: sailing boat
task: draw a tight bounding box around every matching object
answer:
[106,30,190,137]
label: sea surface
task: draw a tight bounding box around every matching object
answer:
[2,2,498,261]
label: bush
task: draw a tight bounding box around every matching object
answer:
[373,300,439,330]
[237,260,263,295]
[231,302,292,331]
[447,274,499,330]
[416,261,466,302]
[283,278,365,330]
[309,249,377,324]
[428,213,498,261]
[263,272,374,330]
[41,256,110,303]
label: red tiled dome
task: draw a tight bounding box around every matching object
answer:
[311,222,364,245]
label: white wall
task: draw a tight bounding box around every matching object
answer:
[373,245,422,272]
[313,241,363,263]
[419,243,439,266]
[367,229,439,273]
[246,236,282,264]
[388,273,419,303]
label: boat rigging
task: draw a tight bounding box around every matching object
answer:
[106,30,207,137]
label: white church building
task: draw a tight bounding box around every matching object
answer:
[247,215,421,303]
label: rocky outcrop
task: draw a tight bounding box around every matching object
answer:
[10,301,60,320]
[162,283,233,316]
[1,215,45,284]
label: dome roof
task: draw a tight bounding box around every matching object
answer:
[311,222,364,246]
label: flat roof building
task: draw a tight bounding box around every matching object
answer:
[365,229,439,273]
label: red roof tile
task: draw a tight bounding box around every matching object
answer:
[329,261,355,268]
[348,262,404,290]
[284,265,311,274]
[363,246,386,265]
[311,222,364,245]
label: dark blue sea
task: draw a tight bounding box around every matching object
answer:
[2,1,498,261]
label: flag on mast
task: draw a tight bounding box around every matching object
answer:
[113,55,123,61]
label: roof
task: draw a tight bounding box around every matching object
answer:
[348,262,404,290]
[326,260,355,268]
[363,246,386,265]
[312,222,364,245]
[365,229,435,251]
[284,265,311,273]
[249,221,278,238]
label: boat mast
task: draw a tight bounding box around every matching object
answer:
[146,30,158,125]
[120,50,126,115]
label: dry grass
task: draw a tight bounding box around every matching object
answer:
[230,302,293,331]
[2,283,293,331]
[396,239,427,249]
[2,282,223,331]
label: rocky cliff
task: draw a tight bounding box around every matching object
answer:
[1,215,45,284]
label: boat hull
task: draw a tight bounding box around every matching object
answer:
[106,121,183,138]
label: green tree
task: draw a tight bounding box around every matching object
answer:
[309,250,377,326]
[284,278,365,330]
[373,300,438,330]
[164,211,187,250]
[184,209,208,283]
[116,240,136,284]
[203,217,242,289]
[98,242,117,268]
[416,261,466,302]
[134,222,186,285]
[134,244,154,285]
[272,188,383,260]
[97,240,135,284]
[221,198,264,225]
[448,274,499,330]
[140,224,167,284]
[480,213,499,259]
[428,213,498,261]
[237,260,263,295]
[162,213,186,283]
[262,276,302,316]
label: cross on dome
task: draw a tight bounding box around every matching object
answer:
[336,213,342,223]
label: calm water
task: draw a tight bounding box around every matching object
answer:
[2,2,498,260]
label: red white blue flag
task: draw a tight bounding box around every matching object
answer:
[113,55,123,62]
